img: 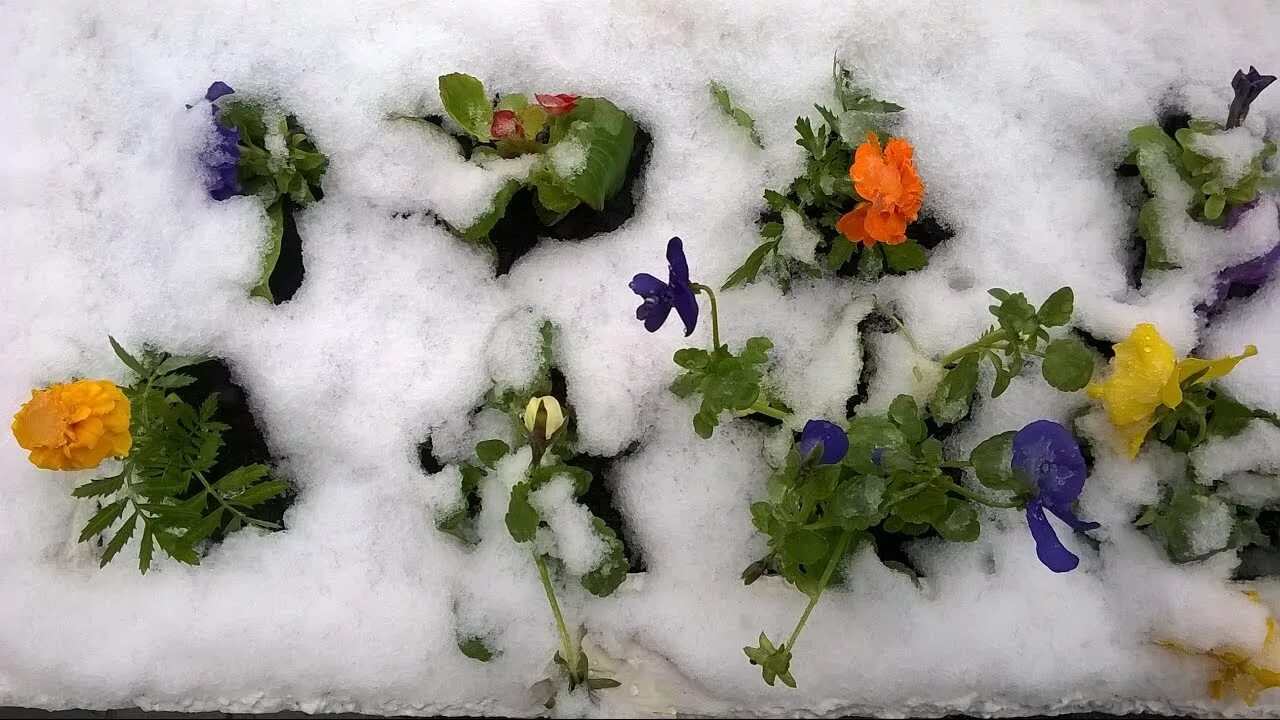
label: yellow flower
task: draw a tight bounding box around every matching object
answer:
[523,395,565,442]
[11,380,132,471]
[1086,323,1256,458]
[1158,592,1280,705]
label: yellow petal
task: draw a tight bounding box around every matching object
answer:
[1090,323,1178,425]
[1178,345,1258,387]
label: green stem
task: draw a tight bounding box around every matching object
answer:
[193,470,281,530]
[932,475,1023,509]
[939,329,1006,367]
[533,550,579,678]
[746,399,790,421]
[886,312,925,358]
[692,283,721,351]
[785,528,853,651]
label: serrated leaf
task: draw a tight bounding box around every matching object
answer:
[155,530,200,565]
[710,81,763,149]
[99,512,139,567]
[181,507,224,547]
[226,479,287,508]
[79,499,128,543]
[213,464,271,495]
[1042,339,1094,392]
[109,336,146,376]
[138,525,155,573]
[72,474,125,499]
[883,239,927,273]
[438,73,493,141]
[580,517,628,597]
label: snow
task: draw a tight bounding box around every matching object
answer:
[1187,126,1269,187]
[2,0,1280,717]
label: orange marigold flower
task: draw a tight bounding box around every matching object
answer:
[836,132,925,248]
[11,380,131,471]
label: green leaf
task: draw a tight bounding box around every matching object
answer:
[1204,194,1226,221]
[1138,200,1177,272]
[250,200,284,302]
[438,73,493,141]
[856,243,885,279]
[531,173,581,217]
[883,239,928,273]
[969,431,1026,494]
[1042,339,1094,392]
[461,178,522,242]
[543,98,636,211]
[1208,393,1254,438]
[180,507,225,547]
[934,499,980,542]
[887,394,927,445]
[580,517,628,597]
[458,636,495,662]
[99,512,139,567]
[109,336,146,376]
[722,240,778,290]
[829,475,888,529]
[692,409,717,439]
[1037,287,1074,327]
[138,525,155,574]
[155,530,200,566]
[827,235,857,270]
[213,464,271,495]
[893,488,949,525]
[845,417,907,474]
[740,337,774,364]
[673,347,710,370]
[476,439,511,468]
[710,81,763,149]
[780,529,827,565]
[505,481,539,543]
[586,677,621,691]
[226,479,287,508]
[79,499,128,543]
[72,474,125,499]
[929,353,979,425]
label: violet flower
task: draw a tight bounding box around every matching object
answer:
[798,419,848,465]
[202,82,241,201]
[630,237,699,335]
[1227,66,1276,129]
[1012,420,1099,573]
[1201,205,1280,315]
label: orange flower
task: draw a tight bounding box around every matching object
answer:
[836,132,925,247]
[11,380,131,470]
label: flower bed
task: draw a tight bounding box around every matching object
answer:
[3,3,1280,718]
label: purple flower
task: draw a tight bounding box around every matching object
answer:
[1227,66,1276,129]
[1201,205,1280,315]
[1012,420,1099,573]
[798,419,848,465]
[201,82,242,201]
[630,237,699,335]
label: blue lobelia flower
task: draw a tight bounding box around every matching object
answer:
[202,82,242,201]
[1227,66,1276,129]
[1012,420,1100,573]
[630,237,699,335]
[798,419,849,466]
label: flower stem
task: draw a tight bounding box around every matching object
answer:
[939,329,1006,367]
[692,283,721,351]
[533,550,579,679]
[785,528,853,651]
[746,399,790,421]
[932,475,1023,509]
[886,312,925,357]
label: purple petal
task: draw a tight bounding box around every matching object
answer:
[1223,199,1261,230]
[666,236,690,287]
[1012,420,1087,507]
[799,419,849,465]
[672,285,699,336]
[205,81,235,102]
[640,299,672,333]
[1046,504,1101,534]
[1203,240,1280,314]
[1227,66,1276,129]
[630,273,668,298]
[1026,502,1081,573]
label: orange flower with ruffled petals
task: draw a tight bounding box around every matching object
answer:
[11,380,131,470]
[836,132,924,247]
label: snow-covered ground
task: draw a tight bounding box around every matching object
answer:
[3,1,1280,716]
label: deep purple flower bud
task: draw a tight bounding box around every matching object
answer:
[798,419,848,465]
[205,81,235,102]
[1012,420,1099,573]
[1227,66,1276,129]
[198,81,242,201]
[629,237,699,335]
[871,447,886,467]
